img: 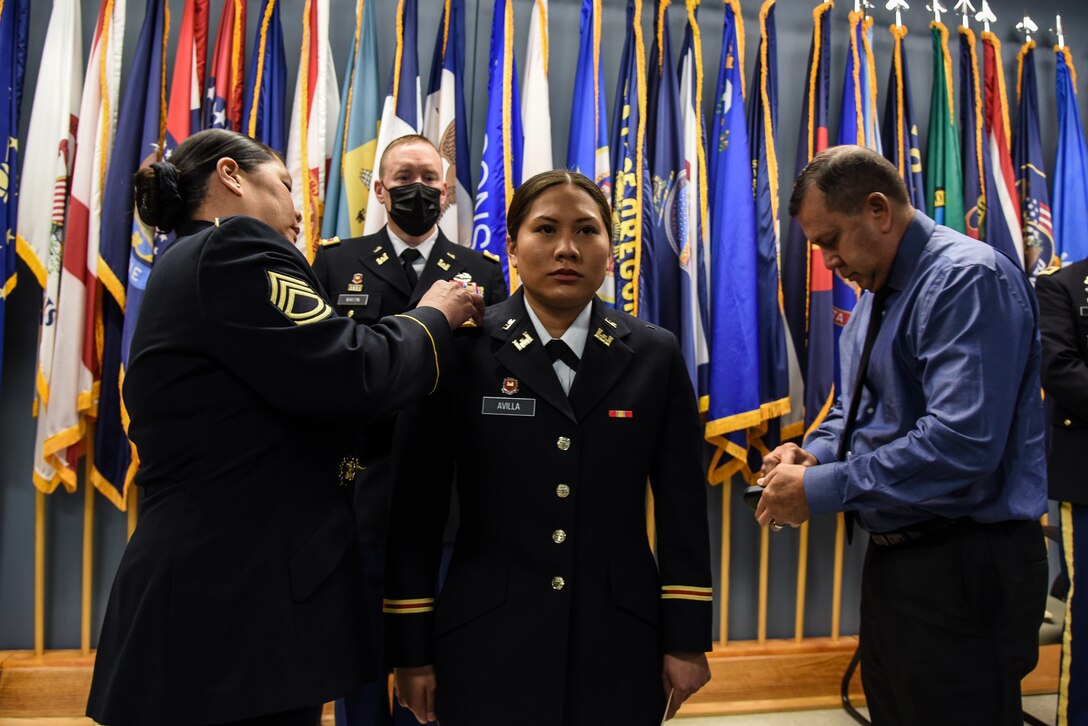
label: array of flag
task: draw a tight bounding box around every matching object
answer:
[9,2,1088,509]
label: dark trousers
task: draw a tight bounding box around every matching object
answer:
[214,705,323,726]
[1059,502,1088,726]
[859,520,1048,726]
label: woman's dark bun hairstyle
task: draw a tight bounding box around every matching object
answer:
[135,161,183,231]
[132,129,278,233]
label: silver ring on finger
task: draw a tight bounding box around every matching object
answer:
[770,518,785,532]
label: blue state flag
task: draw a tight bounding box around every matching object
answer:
[568,0,612,308]
[323,0,380,239]
[960,25,986,241]
[471,0,522,288]
[423,0,471,245]
[567,0,610,193]
[95,0,167,508]
[1014,40,1055,278]
[642,0,684,337]
[678,2,710,396]
[1053,46,1088,263]
[0,0,28,394]
[243,0,287,155]
[610,0,646,315]
[882,24,926,212]
[705,0,760,481]
[747,0,800,459]
[782,0,834,434]
[833,9,878,391]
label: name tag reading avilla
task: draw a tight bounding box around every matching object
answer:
[481,396,536,417]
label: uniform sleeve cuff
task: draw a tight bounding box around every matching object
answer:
[804,462,846,516]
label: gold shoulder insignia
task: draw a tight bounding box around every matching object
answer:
[446,250,457,259]
[1037,266,1059,276]
[373,245,383,253]
[267,270,334,325]
[482,250,501,263]
[513,331,534,351]
[319,236,341,248]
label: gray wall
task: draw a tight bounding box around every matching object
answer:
[0,0,1080,650]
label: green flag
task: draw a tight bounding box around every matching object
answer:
[925,22,965,231]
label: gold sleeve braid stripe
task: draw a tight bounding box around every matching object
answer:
[383,598,435,615]
[394,314,440,393]
[661,585,714,602]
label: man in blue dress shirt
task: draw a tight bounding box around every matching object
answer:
[758,146,1049,725]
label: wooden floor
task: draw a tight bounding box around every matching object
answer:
[0,641,1061,722]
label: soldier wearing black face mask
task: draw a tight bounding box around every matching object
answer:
[311,134,507,726]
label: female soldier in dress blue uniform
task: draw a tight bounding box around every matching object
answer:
[385,171,713,725]
[87,129,482,726]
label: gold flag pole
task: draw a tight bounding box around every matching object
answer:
[34,490,46,656]
[794,521,810,641]
[719,485,732,646]
[831,512,846,641]
[127,484,138,539]
[757,526,770,644]
[81,432,96,656]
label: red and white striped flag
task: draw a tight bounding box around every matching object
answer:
[36,0,124,491]
[286,0,339,261]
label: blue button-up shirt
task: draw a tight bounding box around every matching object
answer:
[803,212,1048,533]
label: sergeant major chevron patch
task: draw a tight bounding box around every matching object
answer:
[266,270,334,325]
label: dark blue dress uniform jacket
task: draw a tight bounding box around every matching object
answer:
[1037,257,1088,506]
[384,291,713,726]
[310,226,507,541]
[86,216,453,726]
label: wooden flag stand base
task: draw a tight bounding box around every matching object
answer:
[0,642,1059,720]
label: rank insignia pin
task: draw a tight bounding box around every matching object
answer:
[373,245,383,253]
[594,328,614,346]
[502,318,517,331]
[502,377,519,395]
[513,331,534,351]
[604,317,618,329]
[376,252,390,265]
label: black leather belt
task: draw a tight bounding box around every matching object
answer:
[868,518,984,546]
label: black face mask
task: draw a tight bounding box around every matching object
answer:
[386,182,442,237]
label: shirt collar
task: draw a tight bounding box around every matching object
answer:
[386,225,439,262]
[523,299,594,359]
[885,210,935,292]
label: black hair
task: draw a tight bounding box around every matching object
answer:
[507,170,612,241]
[788,145,910,218]
[133,128,278,232]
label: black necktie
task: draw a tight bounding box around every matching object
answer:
[545,339,580,371]
[400,248,422,289]
[839,287,890,544]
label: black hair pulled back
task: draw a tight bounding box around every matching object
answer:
[132,128,278,233]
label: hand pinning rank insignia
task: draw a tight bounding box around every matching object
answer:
[266,270,334,325]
